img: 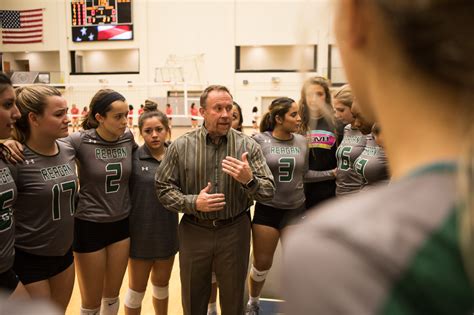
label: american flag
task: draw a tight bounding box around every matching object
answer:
[72,25,133,42]
[0,9,43,44]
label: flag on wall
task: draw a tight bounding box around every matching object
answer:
[0,9,43,44]
[72,24,133,42]
[98,25,132,40]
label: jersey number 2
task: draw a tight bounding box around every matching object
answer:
[106,162,122,194]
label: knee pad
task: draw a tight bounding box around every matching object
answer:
[152,285,169,300]
[211,272,217,284]
[250,265,269,282]
[80,306,100,315]
[124,288,145,309]
[100,297,119,315]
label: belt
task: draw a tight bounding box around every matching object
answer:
[184,210,249,228]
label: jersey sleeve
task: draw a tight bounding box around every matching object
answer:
[303,133,336,182]
[243,137,275,202]
[59,131,82,153]
[283,222,382,315]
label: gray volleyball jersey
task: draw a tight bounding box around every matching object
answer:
[0,160,16,272]
[354,133,389,186]
[253,131,307,209]
[12,142,78,256]
[60,129,136,222]
[335,125,366,196]
[283,164,473,314]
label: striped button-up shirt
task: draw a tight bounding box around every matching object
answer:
[155,126,275,220]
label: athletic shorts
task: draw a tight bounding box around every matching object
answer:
[252,203,306,230]
[13,247,73,285]
[0,268,19,293]
[73,217,130,253]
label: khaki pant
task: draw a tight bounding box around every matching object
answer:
[179,213,251,315]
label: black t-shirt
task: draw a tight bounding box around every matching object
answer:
[304,117,343,209]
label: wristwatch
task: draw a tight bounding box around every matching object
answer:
[244,177,257,189]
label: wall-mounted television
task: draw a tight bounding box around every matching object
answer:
[71,0,133,42]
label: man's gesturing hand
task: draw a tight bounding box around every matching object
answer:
[221,152,252,184]
[195,182,226,212]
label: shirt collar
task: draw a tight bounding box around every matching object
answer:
[138,144,154,160]
[199,124,230,144]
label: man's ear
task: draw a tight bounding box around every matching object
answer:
[199,107,205,116]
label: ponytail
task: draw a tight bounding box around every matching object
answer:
[259,97,295,133]
[259,112,273,132]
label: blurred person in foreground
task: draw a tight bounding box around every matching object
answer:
[283,0,474,314]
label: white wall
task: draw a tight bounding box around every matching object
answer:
[2,51,60,71]
[145,1,235,87]
[81,49,139,72]
[1,0,336,125]
[240,45,315,71]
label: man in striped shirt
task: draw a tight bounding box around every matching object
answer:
[155,85,275,315]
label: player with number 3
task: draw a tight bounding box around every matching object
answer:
[246,97,327,314]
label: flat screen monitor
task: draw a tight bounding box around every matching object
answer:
[71,0,133,42]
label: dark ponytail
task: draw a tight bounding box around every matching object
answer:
[259,97,295,132]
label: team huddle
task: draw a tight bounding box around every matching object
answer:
[1,0,472,314]
[0,74,389,315]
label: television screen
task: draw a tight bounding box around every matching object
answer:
[71,0,133,42]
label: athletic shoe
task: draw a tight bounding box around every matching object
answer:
[245,303,260,315]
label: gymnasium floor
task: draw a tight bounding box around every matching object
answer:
[66,125,257,315]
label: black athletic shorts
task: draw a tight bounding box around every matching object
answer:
[13,247,73,285]
[73,217,130,253]
[252,203,306,230]
[0,268,19,293]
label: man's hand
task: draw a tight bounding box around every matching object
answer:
[222,152,252,184]
[3,140,24,164]
[195,182,226,212]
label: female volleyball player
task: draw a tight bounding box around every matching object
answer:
[12,85,78,311]
[284,1,474,313]
[124,109,178,315]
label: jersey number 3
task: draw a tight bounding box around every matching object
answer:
[106,162,122,194]
[278,157,295,182]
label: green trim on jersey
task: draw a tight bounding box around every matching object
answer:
[380,208,474,315]
[407,162,457,179]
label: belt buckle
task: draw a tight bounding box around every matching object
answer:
[212,219,219,227]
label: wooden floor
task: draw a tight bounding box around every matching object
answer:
[66,253,185,314]
[66,126,257,315]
